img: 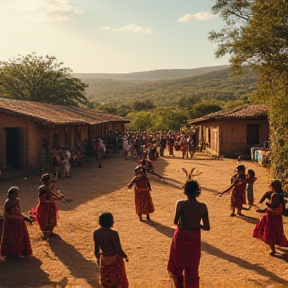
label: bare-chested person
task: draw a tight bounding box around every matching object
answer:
[167,180,210,288]
[93,212,129,288]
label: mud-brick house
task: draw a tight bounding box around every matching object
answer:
[189,105,269,158]
[0,98,130,171]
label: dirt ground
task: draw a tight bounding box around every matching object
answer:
[1,149,288,288]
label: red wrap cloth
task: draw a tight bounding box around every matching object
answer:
[30,201,58,232]
[0,218,32,257]
[231,183,246,210]
[99,254,129,288]
[134,188,154,215]
[253,207,288,247]
[167,227,201,288]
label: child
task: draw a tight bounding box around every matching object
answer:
[246,169,257,209]
[230,164,247,216]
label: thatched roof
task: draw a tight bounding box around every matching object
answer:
[0,98,130,126]
[189,105,269,125]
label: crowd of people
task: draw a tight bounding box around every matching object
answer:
[1,136,288,288]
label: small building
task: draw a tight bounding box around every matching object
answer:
[0,98,130,170]
[189,105,269,158]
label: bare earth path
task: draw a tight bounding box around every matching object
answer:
[1,150,288,288]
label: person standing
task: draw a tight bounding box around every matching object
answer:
[127,165,154,221]
[0,186,32,259]
[32,174,63,238]
[93,212,129,288]
[230,164,247,216]
[246,169,257,209]
[160,135,167,157]
[167,180,210,288]
[65,146,72,177]
[253,180,288,255]
[168,133,175,156]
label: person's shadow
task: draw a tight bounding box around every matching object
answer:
[49,236,98,287]
[0,255,51,287]
[144,220,175,238]
[148,221,288,286]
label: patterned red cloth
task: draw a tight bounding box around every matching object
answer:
[253,208,288,247]
[167,227,201,288]
[0,218,32,257]
[231,183,246,210]
[134,188,154,215]
[99,254,129,288]
[35,202,58,232]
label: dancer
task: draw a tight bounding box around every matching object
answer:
[0,186,32,259]
[253,180,288,255]
[31,174,63,238]
[93,212,129,288]
[128,165,154,221]
[230,164,247,216]
[167,180,210,288]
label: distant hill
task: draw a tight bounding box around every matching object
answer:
[74,65,257,107]
[73,65,230,81]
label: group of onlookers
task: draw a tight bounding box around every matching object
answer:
[47,144,87,178]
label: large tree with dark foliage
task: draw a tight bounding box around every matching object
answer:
[0,52,88,106]
[209,0,288,178]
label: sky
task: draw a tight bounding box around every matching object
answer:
[0,0,231,73]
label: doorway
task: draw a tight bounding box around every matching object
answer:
[5,128,21,169]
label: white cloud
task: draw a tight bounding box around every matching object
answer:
[114,24,152,34]
[178,12,217,22]
[100,26,111,30]
[3,0,83,21]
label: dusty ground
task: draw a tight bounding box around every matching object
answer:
[1,149,288,288]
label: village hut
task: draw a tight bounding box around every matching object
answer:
[189,105,269,158]
[0,98,130,171]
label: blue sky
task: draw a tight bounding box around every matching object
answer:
[0,0,230,73]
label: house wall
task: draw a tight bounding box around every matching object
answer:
[219,119,269,157]
[0,113,41,169]
[0,111,127,170]
[195,118,269,158]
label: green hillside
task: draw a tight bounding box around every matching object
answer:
[73,65,230,81]
[76,66,257,107]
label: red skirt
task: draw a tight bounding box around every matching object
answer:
[253,211,288,247]
[231,185,246,210]
[134,188,154,215]
[35,202,58,232]
[99,254,129,288]
[167,227,201,287]
[0,218,32,257]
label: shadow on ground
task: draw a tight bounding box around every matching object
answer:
[0,255,50,287]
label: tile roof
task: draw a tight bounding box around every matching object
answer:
[189,104,269,125]
[0,98,130,126]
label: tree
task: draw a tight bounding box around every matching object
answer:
[0,53,88,106]
[189,101,222,119]
[209,0,288,178]
[132,99,156,112]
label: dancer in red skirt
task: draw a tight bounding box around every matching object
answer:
[31,174,63,238]
[128,165,154,221]
[253,180,288,255]
[230,164,247,216]
[93,212,129,288]
[167,180,210,288]
[0,186,32,259]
